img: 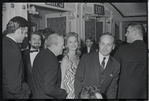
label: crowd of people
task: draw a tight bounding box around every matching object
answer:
[2,16,147,99]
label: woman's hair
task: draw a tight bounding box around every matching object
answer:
[63,32,81,56]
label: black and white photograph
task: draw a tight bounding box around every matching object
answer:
[2,2,147,100]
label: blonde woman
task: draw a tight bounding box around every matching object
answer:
[61,32,81,99]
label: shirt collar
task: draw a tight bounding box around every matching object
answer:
[99,52,110,63]
[6,35,17,43]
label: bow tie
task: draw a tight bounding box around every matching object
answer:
[30,50,38,53]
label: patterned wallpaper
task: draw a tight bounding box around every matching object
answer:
[85,19,96,40]
[96,22,103,43]
[47,17,66,36]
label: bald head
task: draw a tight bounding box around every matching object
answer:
[46,33,64,56]
[99,32,115,56]
[129,23,144,37]
[99,32,115,44]
[126,23,144,43]
[46,33,62,47]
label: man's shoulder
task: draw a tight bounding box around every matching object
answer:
[119,43,131,49]
[110,56,120,66]
[37,49,54,59]
[3,36,16,46]
[81,52,97,59]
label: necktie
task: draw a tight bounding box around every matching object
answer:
[101,57,106,69]
[30,50,38,53]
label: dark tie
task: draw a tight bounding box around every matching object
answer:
[101,57,106,70]
[30,50,38,53]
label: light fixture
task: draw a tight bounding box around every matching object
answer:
[69,12,75,19]
[28,4,39,15]
[85,15,90,21]
[96,15,101,21]
[106,18,111,24]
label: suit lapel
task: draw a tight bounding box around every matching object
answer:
[104,56,114,77]
[93,52,100,82]
[26,51,32,73]
[100,57,115,85]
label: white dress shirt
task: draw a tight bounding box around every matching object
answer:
[87,47,90,53]
[30,48,39,67]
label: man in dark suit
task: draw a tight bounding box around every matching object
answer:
[81,37,98,56]
[74,32,120,99]
[32,33,67,99]
[3,16,31,99]
[22,31,42,98]
[114,23,147,99]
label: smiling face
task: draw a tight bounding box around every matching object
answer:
[29,34,41,49]
[99,35,115,56]
[66,36,78,51]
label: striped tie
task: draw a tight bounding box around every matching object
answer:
[101,57,106,69]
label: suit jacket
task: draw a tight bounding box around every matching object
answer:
[74,52,120,99]
[81,44,98,58]
[114,40,147,99]
[22,49,40,96]
[2,36,30,99]
[32,48,67,99]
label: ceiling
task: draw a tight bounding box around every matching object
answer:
[110,3,147,18]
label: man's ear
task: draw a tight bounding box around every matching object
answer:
[15,28,21,35]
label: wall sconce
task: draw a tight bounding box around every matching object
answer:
[85,15,90,21]
[106,11,113,24]
[28,4,39,15]
[106,18,111,24]
[69,12,75,19]
[105,17,113,24]
[22,5,26,10]
[96,16,101,21]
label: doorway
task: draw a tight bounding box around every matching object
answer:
[85,14,104,46]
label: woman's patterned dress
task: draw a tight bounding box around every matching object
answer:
[63,55,79,99]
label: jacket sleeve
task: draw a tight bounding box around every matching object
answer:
[106,63,120,99]
[74,54,87,98]
[113,46,123,64]
[3,45,31,99]
[43,58,67,99]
